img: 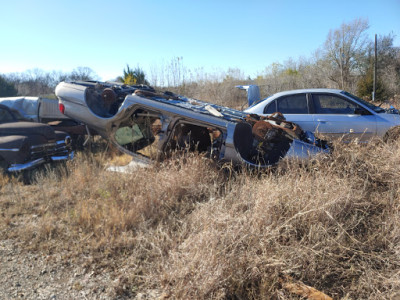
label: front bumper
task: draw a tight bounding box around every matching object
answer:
[7,151,74,172]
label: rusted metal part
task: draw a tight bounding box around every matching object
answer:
[101,88,117,108]
[247,113,301,142]
[252,120,275,141]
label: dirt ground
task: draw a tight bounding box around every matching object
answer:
[0,239,125,299]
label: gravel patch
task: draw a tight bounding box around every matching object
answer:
[0,240,125,299]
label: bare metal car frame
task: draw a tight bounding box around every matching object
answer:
[55,81,329,168]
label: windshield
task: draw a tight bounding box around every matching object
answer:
[341,91,385,113]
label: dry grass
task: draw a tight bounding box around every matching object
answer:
[1,139,400,299]
[159,140,400,299]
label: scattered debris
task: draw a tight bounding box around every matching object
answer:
[280,276,333,300]
[106,159,149,174]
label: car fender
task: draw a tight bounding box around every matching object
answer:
[0,135,29,164]
[375,114,400,138]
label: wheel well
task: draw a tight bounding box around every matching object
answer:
[383,126,400,143]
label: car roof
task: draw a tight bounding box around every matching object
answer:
[247,88,346,109]
[268,88,344,99]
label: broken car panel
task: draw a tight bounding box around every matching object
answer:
[55,81,329,168]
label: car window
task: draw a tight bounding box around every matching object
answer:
[341,91,385,113]
[263,101,276,114]
[0,107,15,122]
[114,110,163,158]
[312,94,358,114]
[277,94,308,114]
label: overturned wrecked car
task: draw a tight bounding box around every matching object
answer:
[55,81,329,168]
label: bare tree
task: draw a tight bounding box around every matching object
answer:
[374,33,400,96]
[323,18,370,91]
[3,67,98,96]
[69,67,99,81]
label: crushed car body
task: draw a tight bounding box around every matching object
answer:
[55,81,329,168]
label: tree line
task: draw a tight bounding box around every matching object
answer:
[1,18,399,103]
[254,18,399,101]
[0,67,98,98]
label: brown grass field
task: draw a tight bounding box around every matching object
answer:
[1,137,400,299]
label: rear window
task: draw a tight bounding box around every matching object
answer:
[277,94,308,114]
[263,101,276,114]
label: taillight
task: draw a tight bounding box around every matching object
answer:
[59,103,65,114]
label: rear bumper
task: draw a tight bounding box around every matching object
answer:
[7,151,74,172]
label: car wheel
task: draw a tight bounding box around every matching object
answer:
[383,126,400,143]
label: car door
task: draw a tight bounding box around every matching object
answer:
[264,93,316,132]
[310,93,377,142]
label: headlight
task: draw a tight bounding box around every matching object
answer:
[64,136,72,147]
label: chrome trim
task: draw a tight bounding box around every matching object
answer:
[8,158,45,172]
[0,148,20,152]
[51,155,69,161]
[7,151,74,172]
[30,143,56,149]
[51,151,74,161]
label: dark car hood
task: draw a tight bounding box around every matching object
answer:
[0,121,56,140]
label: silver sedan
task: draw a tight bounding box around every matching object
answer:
[244,87,400,142]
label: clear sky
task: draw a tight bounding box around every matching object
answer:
[1,0,399,81]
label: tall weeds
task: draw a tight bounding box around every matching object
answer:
[158,141,400,299]
[0,140,399,299]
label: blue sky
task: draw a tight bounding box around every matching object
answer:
[1,0,399,81]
